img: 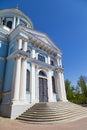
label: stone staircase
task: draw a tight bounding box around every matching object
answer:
[16,101,87,124]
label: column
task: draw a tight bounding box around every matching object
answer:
[48,70,54,102]
[12,56,21,103]
[20,41,28,102]
[48,55,50,64]
[23,41,27,51]
[12,16,16,29]
[56,70,67,102]
[17,17,20,26]
[20,58,27,102]
[17,38,22,50]
[31,48,35,58]
[30,64,36,103]
[61,72,67,101]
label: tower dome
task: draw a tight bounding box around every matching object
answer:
[0,8,33,30]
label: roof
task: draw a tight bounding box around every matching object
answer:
[0,8,33,29]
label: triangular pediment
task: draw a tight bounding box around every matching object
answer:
[33,32,61,53]
[23,27,61,53]
[15,26,62,54]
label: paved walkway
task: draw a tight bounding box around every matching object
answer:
[0,117,87,130]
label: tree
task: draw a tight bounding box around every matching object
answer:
[77,76,87,103]
[65,80,75,101]
[65,76,87,104]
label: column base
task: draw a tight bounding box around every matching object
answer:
[19,99,28,104]
[31,99,37,104]
[59,99,68,102]
[11,100,20,105]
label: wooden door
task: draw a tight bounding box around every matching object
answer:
[39,78,48,102]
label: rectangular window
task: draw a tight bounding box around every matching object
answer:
[38,54,45,62]
[50,60,54,66]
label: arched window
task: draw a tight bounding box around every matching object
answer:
[39,71,47,77]
[7,21,12,29]
[3,17,6,25]
[52,76,56,93]
[26,70,30,92]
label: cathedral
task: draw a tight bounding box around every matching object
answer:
[0,8,67,119]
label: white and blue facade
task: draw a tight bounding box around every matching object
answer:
[0,8,67,119]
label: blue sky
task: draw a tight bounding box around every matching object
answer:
[1,0,87,86]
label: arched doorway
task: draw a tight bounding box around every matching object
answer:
[39,71,48,102]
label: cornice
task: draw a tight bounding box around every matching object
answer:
[20,26,62,54]
[8,25,62,55]
[7,49,63,73]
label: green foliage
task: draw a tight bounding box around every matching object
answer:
[65,75,87,104]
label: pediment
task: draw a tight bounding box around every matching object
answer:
[27,29,61,53]
[15,26,62,54]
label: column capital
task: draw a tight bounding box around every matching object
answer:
[21,56,27,61]
[16,36,29,43]
[23,38,29,43]
[55,67,64,73]
[14,54,21,59]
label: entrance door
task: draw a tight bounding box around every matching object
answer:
[39,77,48,102]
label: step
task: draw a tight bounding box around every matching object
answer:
[18,110,87,120]
[17,112,87,122]
[16,101,87,124]
[21,110,87,118]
